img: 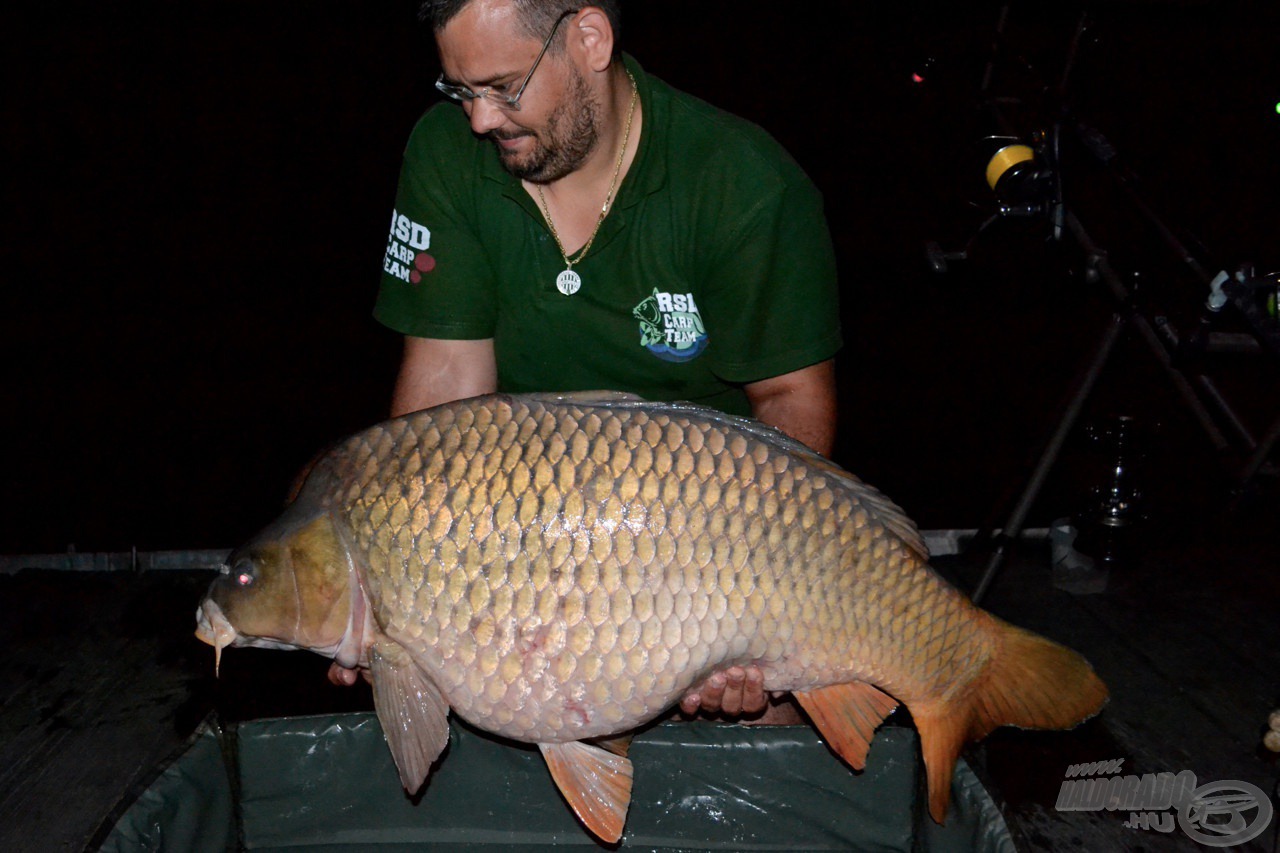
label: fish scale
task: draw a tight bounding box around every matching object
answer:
[196,391,1107,842]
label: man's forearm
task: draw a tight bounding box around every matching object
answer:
[391,336,498,417]
[743,359,837,456]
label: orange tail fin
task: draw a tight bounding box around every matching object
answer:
[913,619,1108,823]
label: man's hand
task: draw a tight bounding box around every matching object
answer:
[328,660,370,687]
[679,665,768,716]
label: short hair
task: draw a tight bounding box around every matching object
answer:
[420,1,623,54]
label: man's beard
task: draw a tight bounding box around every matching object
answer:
[491,66,600,183]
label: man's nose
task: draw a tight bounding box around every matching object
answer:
[465,98,507,135]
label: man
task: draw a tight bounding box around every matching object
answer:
[336,0,842,720]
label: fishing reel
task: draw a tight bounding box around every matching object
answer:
[926,131,1061,273]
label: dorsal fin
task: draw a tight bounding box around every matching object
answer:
[517,390,647,406]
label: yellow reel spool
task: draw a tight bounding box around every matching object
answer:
[986,144,1036,191]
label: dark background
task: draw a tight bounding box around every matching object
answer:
[4,0,1279,554]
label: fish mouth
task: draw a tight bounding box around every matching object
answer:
[195,599,238,676]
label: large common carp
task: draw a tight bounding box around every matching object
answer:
[195,392,1107,842]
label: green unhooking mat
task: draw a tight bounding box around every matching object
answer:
[98,714,1014,852]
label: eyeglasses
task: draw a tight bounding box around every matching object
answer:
[435,8,579,112]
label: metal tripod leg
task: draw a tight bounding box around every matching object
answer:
[971,209,1235,604]
[971,310,1128,604]
[1237,411,1280,491]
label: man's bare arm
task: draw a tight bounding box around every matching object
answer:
[391,336,498,417]
[744,359,837,457]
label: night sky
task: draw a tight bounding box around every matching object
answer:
[4,1,1278,554]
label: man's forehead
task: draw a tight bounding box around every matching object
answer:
[445,0,520,37]
[437,0,541,82]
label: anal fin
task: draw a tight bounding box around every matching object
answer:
[794,681,899,770]
[369,643,450,794]
[539,741,634,843]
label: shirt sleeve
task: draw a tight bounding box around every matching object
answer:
[373,106,498,340]
[697,157,842,384]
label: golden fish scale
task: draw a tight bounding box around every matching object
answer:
[328,397,992,743]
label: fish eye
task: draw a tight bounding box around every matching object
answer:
[232,557,255,587]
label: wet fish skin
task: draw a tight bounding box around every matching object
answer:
[196,391,1107,842]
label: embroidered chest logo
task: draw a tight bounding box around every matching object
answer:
[383,209,435,283]
[632,289,708,362]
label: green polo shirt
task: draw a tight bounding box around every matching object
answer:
[374,55,840,417]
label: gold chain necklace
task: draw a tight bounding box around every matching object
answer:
[535,70,638,296]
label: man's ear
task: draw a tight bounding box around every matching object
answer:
[569,6,615,73]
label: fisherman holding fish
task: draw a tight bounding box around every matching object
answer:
[200,8,1107,833]
[339,0,843,720]
[200,393,1108,842]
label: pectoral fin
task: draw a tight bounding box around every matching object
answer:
[369,644,450,794]
[538,741,633,843]
[794,681,899,770]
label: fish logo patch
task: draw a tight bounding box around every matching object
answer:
[384,209,435,284]
[632,289,708,362]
